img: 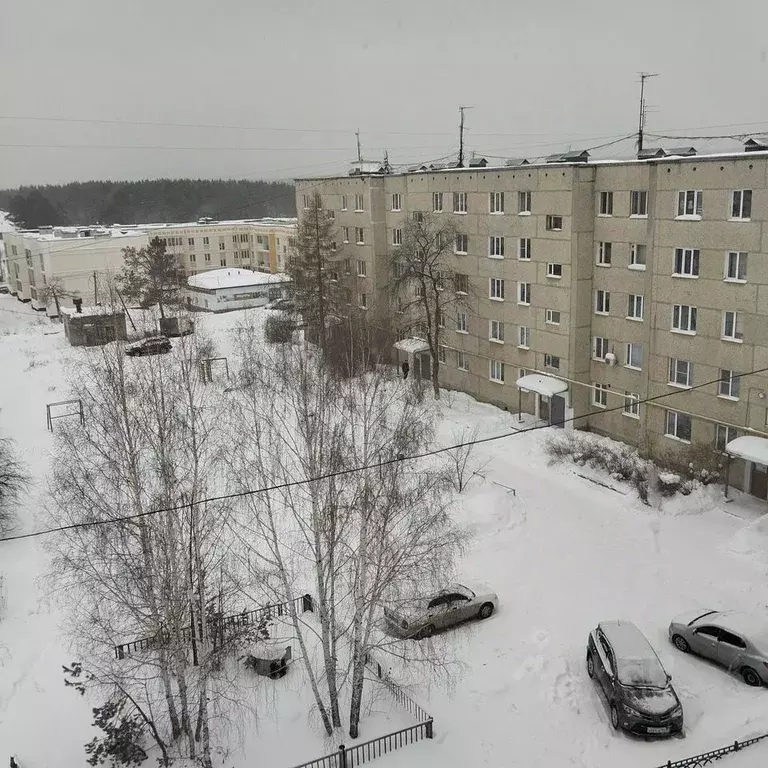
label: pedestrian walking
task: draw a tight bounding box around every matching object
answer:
[401,360,409,380]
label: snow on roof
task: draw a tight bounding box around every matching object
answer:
[137,217,297,231]
[0,211,17,233]
[599,621,667,687]
[187,268,291,290]
[725,436,768,465]
[393,337,430,354]
[60,305,123,318]
[515,374,568,397]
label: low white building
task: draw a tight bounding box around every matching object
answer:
[186,268,291,312]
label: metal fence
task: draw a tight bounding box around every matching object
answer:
[114,594,313,659]
[364,653,431,723]
[291,720,433,768]
[655,733,768,768]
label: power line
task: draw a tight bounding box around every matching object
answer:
[0,142,445,153]
[2,365,766,545]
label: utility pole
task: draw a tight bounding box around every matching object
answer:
[457,105,473,168]
[636,72,659,152]
[355,129,362,167]
[92,270,98,305]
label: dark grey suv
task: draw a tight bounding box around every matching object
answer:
[587,621,683,736]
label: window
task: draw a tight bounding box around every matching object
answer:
[518,191,531,214]
[547,263,563,278]
[544,354,561,370]
[414,283,424,298]
[725,251,748,282]
[343,226,350,243]
[39,253,45,270]
[187,237,194,246]
[454,273,469,294]
[598,191,614,216]
[545,309,561,325]
[391,193,402,211]
[432,192,443,212]
[204,253,211,263]
[629,243,647,269]
[189,254,196,263]
[518,282,531,305]
[457,350,468,371]
[669,358,693,387]
[596,241,612,266]
[385,228,400,248]
[455,233,468,254]
[546,215,563,231]
[220,258,226,266]
[715,424,739,453]
[343,258,351,274]
[593,336,609,361]
[202,236,209,246]
[354,193,364,211]
[625,342,643,370]
[518,326,531,348]
[327,210,335,220]
[302,195,310,209]
[233,235,238,243]
[412,211,424,222]
[518,238,531,260]
[630,190,648,217]
[592,382,610,407]
[438,346,447,363]
[341,195,348,211]
[731,189,752,220]
[677,190,703,218]
[453,192,468,213]
[665,411,692,442]
[672,304,697,333]
[240,234,248,243]
[718,369,741,400]
[490,359,505,383]
[489,192,504,214]
[722,311,744,341]
[219,242,225,251]
[595,290,610,315]
[627,294,644,321]
[355,228,365,244]
[343,287,352,303]
[436,309,445,328]
[490,277,505,300]
[623,392,640,418]
[456,312,468,333]
[489,236,505,258]
[357,259,367,277]
[674,248,700,277]
[359,292,367,308]
[489,320,505,343]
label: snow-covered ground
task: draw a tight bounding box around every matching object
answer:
[1,296,768,767]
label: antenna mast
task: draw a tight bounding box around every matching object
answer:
[637,72,659,152]
[458,106,472,168]
[355,129,362,166]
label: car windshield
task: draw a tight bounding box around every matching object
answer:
[455,584,475,598]
[617,657,668,688]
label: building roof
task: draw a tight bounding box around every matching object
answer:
[468,157,488,167]
[187,268,291,290]
[60,305,124,318]
[504,158,530,166]
[393,337,430,355]
[744,136,768,151]
[667,146,697,157]
[131,217,297,231]
[725,435,768,465]
[637,147,667,159]
[516,374,568,397]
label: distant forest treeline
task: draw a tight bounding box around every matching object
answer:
[0,179,297,229]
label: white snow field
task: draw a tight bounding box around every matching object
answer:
[1,295,768,767]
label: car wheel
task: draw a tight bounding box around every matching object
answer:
[610,703,620,730]
[586,652,595,679]
[672,635,690,653]
[742,667,762,687]
[419,624,436,639]
[478,603,494,620]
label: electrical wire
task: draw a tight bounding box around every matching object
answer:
[2,364,766,545]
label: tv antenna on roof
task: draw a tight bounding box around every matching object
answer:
[637,72,659,152]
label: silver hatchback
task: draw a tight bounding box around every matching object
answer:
[668,610,768,687]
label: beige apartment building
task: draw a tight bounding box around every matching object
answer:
[296,143,768,499]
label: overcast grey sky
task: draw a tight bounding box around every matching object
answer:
[2,0,767,188]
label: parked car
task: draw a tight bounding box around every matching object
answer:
[587,620,683,736]
[125,336,172,357]
[668,610,768,687]
[383,584,498,639]
[0,284,10,294]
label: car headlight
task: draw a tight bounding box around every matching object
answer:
[671,704,683,717]
[622,703,642,717]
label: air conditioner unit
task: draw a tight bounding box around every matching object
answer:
[604,352,617,366]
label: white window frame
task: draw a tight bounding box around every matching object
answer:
[456,312,469,334]
[629,243,647,270]
[433,192,443,213]
[546,263,563,279]
[489,320,505,344]
[592,382,610,408]
[438,345,447,364]
[596,241,612,266]
[489,359,505,384]
[625,342,643,371]
[730,189,752,221]
[454,273,469,294]
[668,358,693,388]
[673,248,700,278]
[518,237,531,260]
[391,193,402,211]
[546,215,563,231]
[457,350,468,371]
[455,233,468,254]
[623,392,640,419]
[392,228,403,246]
[598,191,614,216]
[722,310,744,342]
[357,259,367,277]
[355,228,365,245]
[359,292,368,309]
[343,226,350,243]
[518,191,532,215]
[489,236,505,259]
[341,195,348,211]
[594,290,610,315]
[715,424,739,453]
[630,190,648,217]
[490,277,505,301]
[724,251,747,282]
[517,281,531,305]
[665,410,692,442]
[676,190,703,219]
[545,309,561,325]
[544,354,560,370]
[593,336,609,361]
[489,191,504,214]
[671,304,697,334]
[718,369,741,400]
[627,294,644,321]
[518,325,531,349]
[453,191,468,214]
[354,193,365,212]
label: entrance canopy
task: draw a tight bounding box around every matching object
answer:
[394,337,430,355]
[515,373,568,397]
[725,435,768,465]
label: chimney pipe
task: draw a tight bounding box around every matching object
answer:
[73,298,83,313]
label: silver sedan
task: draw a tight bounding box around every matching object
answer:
[668,609,768,686]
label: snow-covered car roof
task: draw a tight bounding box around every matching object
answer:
[599,621,667,687]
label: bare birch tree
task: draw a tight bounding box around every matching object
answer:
[0,434,28,534]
